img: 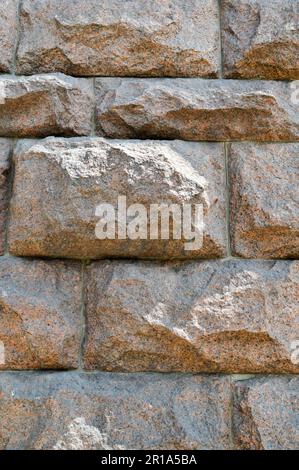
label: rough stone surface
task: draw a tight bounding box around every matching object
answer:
[0,1,298,451]
[0,372,231,450]
[0,140,11,255]
[221,0,299,79]
[233,376,299,449]
[0,0,18,72]
[230,143,299,259]
[8,137,227,259]
[95,78,299,141]
[0,74,93,137]
[0,256,82,369]
[84,259,299,373]
[17,0,220,78]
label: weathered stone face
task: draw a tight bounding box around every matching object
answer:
[8,137,227,259]
[0,256,82,369]
[221,0,299,79]
[233,377,299,449]
[84,259,299,373]
[0,0,298,452]
[17,0,220,77]
[229,143,299,259]
[0,75,93,137]
[95,78,299,141]
[0,140,11,255]
[0,0,18,72]
[0,372,232,450]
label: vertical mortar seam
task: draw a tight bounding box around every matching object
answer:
[12,0,23,75]
[218,0,224,78]
[91,77,97,136]
[78,260,87,370]
[224,141,232,257]
[229,375,235,450]
[3,139,17,255]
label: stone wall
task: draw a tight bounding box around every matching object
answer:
[0,0,298,450]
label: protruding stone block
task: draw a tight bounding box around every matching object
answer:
[0,256,82,369]
[221,0,299,79]
[95,78,299,141]
[230,143,299,258]
[9,137,227,259]
[0,372,232,449]
[233,377,299,449]
[17,0,220,77]
[0,0,18,72]
[0,74,93,137]
[84,259,299,373]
